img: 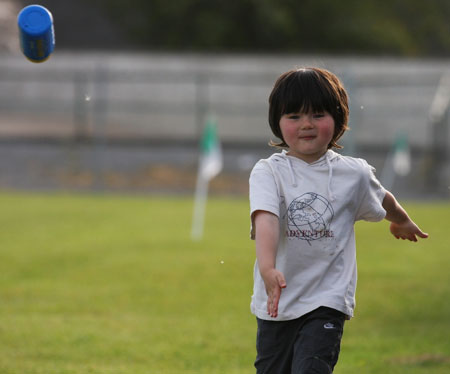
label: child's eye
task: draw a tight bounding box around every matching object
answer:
[287,114,300,120]
[312,113,325,119]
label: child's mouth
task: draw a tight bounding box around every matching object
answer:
[300,136,315,140]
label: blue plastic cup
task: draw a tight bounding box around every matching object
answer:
[17,5,55,63]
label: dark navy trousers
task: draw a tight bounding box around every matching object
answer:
[255,307,346,374]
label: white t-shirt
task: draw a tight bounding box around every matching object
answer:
[249,149,386,321]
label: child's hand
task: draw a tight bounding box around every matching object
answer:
[390,220,428,242]
[383,191,428,242]
[262,269,286,318]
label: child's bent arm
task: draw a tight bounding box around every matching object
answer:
[253,210,286,318]
[382,191,428,241]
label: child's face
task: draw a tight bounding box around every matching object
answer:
[280,111,335,163]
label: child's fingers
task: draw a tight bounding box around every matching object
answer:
[264,272,287,317]
[267,293,277,317]
[408,229,428,241]
[390,222,428,241]
[267,288,281,318]
[417,231,429,239]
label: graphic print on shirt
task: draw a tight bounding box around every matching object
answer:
[284,192,334,244]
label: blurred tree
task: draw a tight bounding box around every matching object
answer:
[83,0,450,56]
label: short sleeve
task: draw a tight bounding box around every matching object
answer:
[249,161,280,239]
[355,161,387,222]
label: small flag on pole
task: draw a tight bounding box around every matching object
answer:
[191,117,223,240]
[392,133,411,177]
[380,131,411,190]
[198,117,223,181]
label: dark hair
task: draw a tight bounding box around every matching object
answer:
[268,67,349,149]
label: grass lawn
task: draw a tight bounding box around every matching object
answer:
[0,191,448,373]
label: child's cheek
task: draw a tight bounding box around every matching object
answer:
[281,125,297,142]
[318,124,335,140]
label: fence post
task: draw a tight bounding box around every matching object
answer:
[92,64,109,190]
[73,71,89,140]
[195,73,209,140]
[341,71,357,156]
[426,72,450,195]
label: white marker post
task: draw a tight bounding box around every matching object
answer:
[191,117,223,241]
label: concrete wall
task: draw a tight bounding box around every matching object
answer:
[0,52,449,145]
[0,52,449,197]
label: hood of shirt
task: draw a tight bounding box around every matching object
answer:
[270,149,341,201]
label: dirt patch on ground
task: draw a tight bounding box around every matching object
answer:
[52,164,249,195]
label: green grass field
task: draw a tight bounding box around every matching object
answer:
[0,191,448,374]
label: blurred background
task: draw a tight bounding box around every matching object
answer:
[1,0,449,198]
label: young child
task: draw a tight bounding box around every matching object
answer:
[249,67,428,374]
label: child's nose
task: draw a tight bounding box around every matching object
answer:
[299,117,314,129]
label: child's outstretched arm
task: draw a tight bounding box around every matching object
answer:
[382,191,429,241]
[253,210,286,318]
